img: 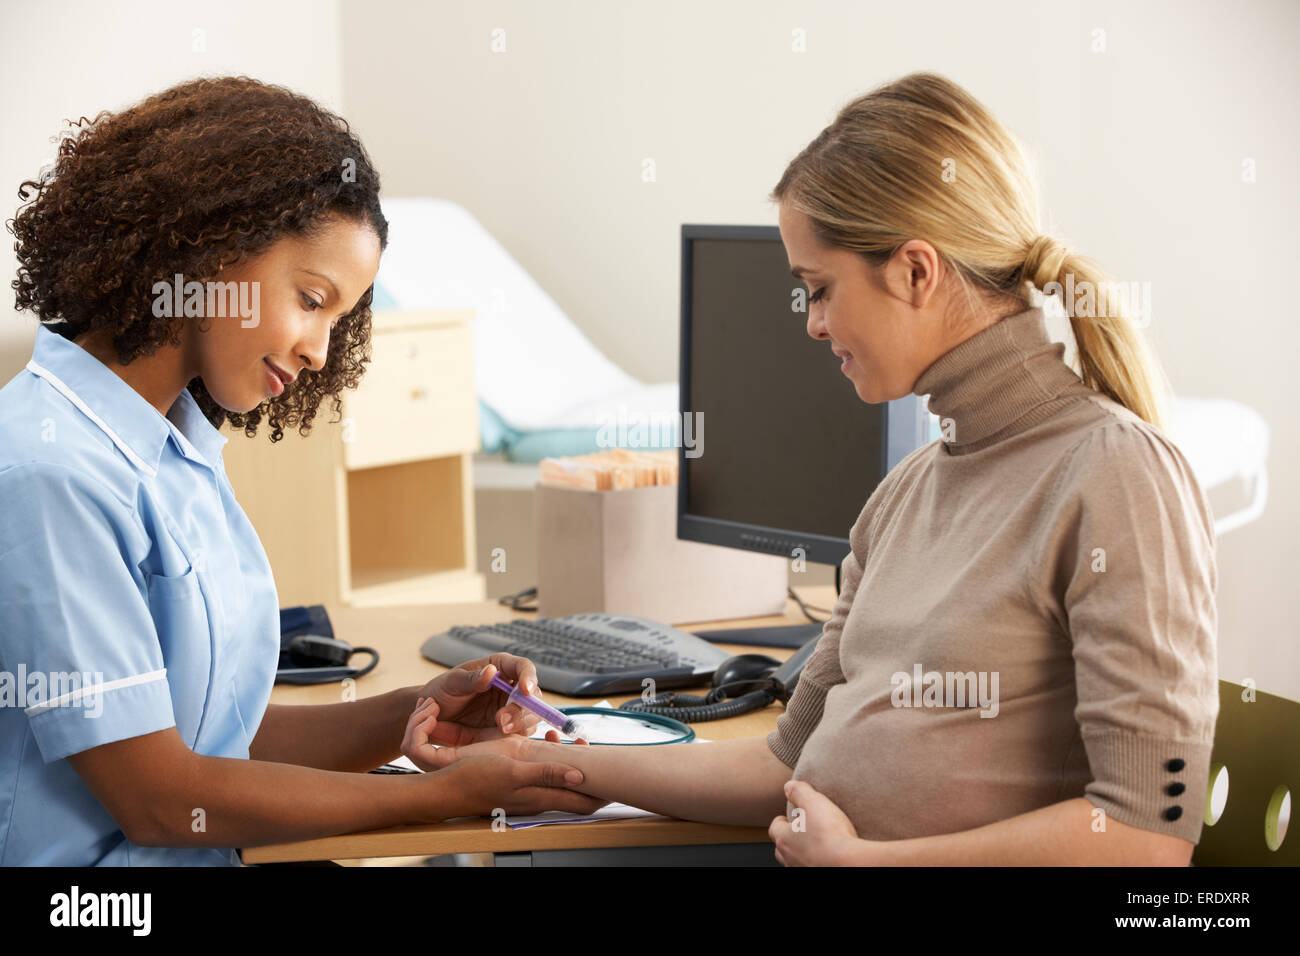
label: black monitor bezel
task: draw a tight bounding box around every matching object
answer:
[677,223,928,567]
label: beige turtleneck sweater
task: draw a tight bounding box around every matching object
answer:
[767,305,1219,846]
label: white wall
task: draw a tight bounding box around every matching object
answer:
[337,0,1299,700]
[0,0,343,372]
[2,0,1295,700]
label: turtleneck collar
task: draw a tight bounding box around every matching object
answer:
[912,305,1087,453]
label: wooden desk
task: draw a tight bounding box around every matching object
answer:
[240,586,835,864]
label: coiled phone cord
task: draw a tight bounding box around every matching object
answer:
[619,677,788,722]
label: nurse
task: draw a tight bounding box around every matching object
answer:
[0,76,599,866]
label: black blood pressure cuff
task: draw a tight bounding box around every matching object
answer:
[277,604,334,669]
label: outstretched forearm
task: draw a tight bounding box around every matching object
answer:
[851,798,1194,865]
[526,736,793,826]
[250,687,420,772]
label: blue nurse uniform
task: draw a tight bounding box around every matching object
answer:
[0,323,281,865]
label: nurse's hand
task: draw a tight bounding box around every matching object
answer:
[413,654,544,744]
[402,698,588,772]
[423,754,608,819]
[768,779,863,866]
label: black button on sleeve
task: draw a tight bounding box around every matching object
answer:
[1167,782,1186,796]
[1166,758,1185,772]
[1163,806,1183,821]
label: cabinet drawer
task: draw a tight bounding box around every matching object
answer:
[342,323,479,470]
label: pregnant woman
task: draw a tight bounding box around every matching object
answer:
[0,76,599,865]
[404,71,1219,866]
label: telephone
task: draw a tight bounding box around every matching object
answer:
[618,634,819,722]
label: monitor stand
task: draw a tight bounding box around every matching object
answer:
[692,622,823,650]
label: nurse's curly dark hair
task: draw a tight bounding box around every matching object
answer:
[6,75,388,441]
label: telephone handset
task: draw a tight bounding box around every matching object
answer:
[618,634,819,723]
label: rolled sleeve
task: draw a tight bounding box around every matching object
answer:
[0,462,175,762]
[767,673,833,769]
[1042,421,1219,844]
[767,496,873,768]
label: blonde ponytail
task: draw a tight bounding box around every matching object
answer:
[773,71,1170,432]
[1021,235,1170,431]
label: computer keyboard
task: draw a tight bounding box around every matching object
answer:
[419,612,733,696]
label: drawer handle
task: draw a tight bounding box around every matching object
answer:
[410,387,428,401]
[405,342,419,358]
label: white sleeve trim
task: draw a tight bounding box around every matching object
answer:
[24,668,168,716]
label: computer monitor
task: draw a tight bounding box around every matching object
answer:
[677,224,933,647]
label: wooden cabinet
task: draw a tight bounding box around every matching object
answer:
[220,309,485,608]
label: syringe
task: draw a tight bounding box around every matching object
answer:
[489,673,588,740]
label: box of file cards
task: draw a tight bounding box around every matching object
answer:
[534,449,787,624]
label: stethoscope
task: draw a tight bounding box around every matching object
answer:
[551,706,695,745]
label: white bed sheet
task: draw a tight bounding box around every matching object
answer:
[376,197,666,432]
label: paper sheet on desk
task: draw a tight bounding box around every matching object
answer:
[506,803,664,829]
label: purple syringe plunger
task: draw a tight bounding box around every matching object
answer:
[489,673,584,738]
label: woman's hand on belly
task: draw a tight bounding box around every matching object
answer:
[769,778,870,866]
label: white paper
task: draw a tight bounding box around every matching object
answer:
[506,802,665,829]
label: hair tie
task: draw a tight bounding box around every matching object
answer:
[1023,235,1064,289]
